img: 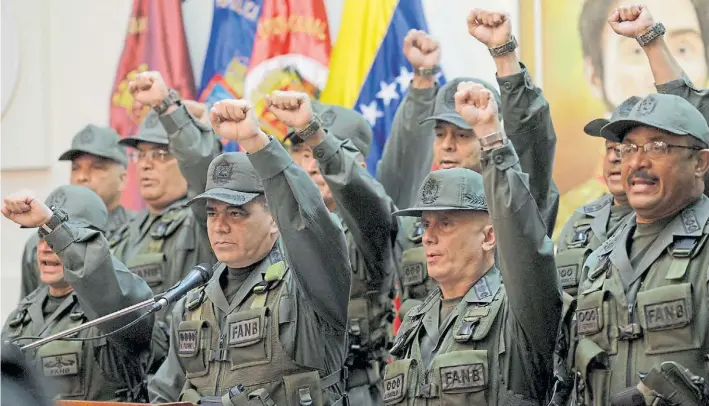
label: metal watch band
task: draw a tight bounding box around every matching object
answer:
[415,66,440,77]
[488,36,518,57]
[636,22,666,47]
[153,89,181,115]
[38,206,69,238]
[295,115,323,141]
[479,131,506,150]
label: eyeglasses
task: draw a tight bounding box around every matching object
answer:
[129,149,173,164]
[615,141,702,160]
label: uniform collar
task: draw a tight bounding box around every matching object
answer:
[463,266,502,304]
[575,194,613,218]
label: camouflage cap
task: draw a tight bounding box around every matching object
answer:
[393,168,488,217]
[419,77,502,130]
[21,185,108,232]
[583,96,644,138]
[58,124,128,166]
[600,94,709,145]
[118,109,169,148]
[188,152,265,207]
[286,100,374,157]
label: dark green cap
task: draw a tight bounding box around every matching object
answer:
[118,109,169,148]
[583,96,644,138]
[393,168,488,217]
[58,125,128,166]
[22,185,108,232]
[600,93,709,144]
[286,100,374,157]
[188,153,264,207]
[419,77,502,130]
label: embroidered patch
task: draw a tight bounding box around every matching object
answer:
[401,263,425,286]
[131,263,163,286]
[583,196,611,213]
[643,299,689,331]
[212,161,234,185]
[228,317,261,346]
[79,128,94,144]
[680,210,700,233]
[421,178,440,205]
[320,109,336,127]
[616,96,642,118]
[440,363,485,391]
[558,265,578,288]
[46,190,67,208]
[473,277,492,300]
[209,191,246,204]
[382,374,404,402]
[576,307,601,335]
[42,353,79,377]
[637,96,657,116]
[178,329,198,356]
[462,192,486,209]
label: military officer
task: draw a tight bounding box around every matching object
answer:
[148,96,352,405]
[2,185,154,402]
[280,95,397,405]
[568,93,709,405]
[19,125,133,299]
[383,81,561,405]
[380,12,559,317]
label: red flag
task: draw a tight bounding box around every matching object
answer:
[110,0,195,211]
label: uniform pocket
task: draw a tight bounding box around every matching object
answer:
[127,252,165,289]
[576,289,617,355]
[36,339,86,398]
[177,320,211,378]
[227,307,271,369]
[431,350,488,406]
[401,247,427,287]
[636,283,699,355]
[382,358,418,405]
[555,247,591,296]
[282,370,324,406]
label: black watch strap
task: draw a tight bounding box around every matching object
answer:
[488,36,518,57]
[636,22,665,47]
[295,115,323,141]
[38,206,69,238]
[153,89,181,115]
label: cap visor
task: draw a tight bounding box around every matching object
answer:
[583,119,610,138]
[393,205,487,217]
[58,148,124,164]
[600,119,691,142]
[419,113,472,130]
[188,188,261,207]
[118,134,168,148]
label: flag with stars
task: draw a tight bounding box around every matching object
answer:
[321,0,444,174]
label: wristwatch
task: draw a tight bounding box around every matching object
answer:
[636,22,665,47]
[38,206,69,238]
[415,66,440,77]
[153,89,181,115]
[479,131,507,151]
[294,115,324,141]
[489,36,518,57]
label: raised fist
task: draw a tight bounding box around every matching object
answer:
[454,82,499,130]
[467,9,512,48]
[2,191,53,228]
[209,100,262,142]
[608,5,655,38]
[129,71,169,108]
[403,29,441,70]
[183,100,210,126]
[265,91,313,131]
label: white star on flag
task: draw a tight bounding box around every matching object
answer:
[375,81,400,107]
[359,101,384,126]
[395,67,414,92]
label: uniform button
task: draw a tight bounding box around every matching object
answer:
[494,155,504,165]
[315,149,325,159]
[503,82,512,90]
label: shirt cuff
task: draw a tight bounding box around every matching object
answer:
[312,131,343,162]
[248,136,294,181]
[480,140,518,171]
[496,62,531,92]
[655,74,695,93]
[43,223,78,254]
[407,85,438,101]
[160,104,196,135]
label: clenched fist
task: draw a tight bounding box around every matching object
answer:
[209,100,262,143]
[454,82,500,132]
[608,5,655,39]
[403,29,441,70]
[129,71,169,108]
[467,9,512,48]
[2,191,53,228]
[265,91,313,131]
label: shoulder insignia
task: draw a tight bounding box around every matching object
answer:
[583,195,612,214]
[680,209,700,234]
[597,221,626,255]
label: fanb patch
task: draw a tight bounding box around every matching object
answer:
[576,307,601,335]
[228,317,261,346]
[421,178,440,205]
[440,363,486,391]
[644,299,689,331]
[212,161,234,185]
[178,329,198,356]
[637,96,657,116]
[382,374,404,402]
[320,109,336,127]
[130,263,163,286]
[558,265,578,288]
[401,263,425,286]
[42,353,79,376]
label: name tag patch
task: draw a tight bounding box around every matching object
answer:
[178,329,198,356]
[440,363,485,391]
[42,353,79,377]
[382,374,404,402]
[558,265,578,288]
[644,299,689,331]
[576,307,601,335]
[131,263,163,286]
[229,317,261,346]
[402,263,425,286]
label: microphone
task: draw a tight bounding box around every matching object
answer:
[152,263,214,312]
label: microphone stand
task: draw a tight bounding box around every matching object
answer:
[20,298,157,351]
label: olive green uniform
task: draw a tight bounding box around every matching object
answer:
[385,141,562,405]
[381,66,560,312]
[148,138,352,405]
[569,94,709,405]
[2,185,154,402]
